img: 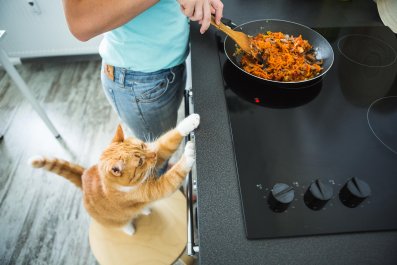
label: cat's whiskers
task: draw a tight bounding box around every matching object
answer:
[143,133,154,143]
[147,142,158,153]
[150,165,156,177]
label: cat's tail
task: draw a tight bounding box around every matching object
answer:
[28,156,85,189]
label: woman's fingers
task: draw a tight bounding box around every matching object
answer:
[178,0,195,17]
[210,0,223,24]
[199,2,211,34]
[178,0,224,34]
[190,0,204,21]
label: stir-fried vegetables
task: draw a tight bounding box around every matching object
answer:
[238,31,323,82]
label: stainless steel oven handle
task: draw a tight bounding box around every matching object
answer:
[184,86,199,256]
[186,150,199,256]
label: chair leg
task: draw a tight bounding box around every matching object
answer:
[0,47,61,139]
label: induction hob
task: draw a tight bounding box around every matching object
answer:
[219,26,397,239]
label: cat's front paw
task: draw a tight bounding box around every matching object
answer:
[176,114,200,136]
[183,141,196,170]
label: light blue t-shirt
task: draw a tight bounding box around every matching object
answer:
[99,0,190,73]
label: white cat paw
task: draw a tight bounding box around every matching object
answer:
[122,222,135,236]
[141,207,151,216]
[183,141,196,169]
[176,114,200,136]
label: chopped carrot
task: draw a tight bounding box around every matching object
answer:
[238,31,323,82]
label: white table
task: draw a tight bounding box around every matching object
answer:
[0,30,61,139]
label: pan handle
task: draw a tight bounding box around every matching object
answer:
[210,16,237,30]
[220,17,237,29]
[214,17,238,52]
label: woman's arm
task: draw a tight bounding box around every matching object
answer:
[62,0,159,41]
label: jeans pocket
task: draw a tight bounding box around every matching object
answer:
[137,76,170,103]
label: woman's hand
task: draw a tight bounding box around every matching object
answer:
[178,0,224,34]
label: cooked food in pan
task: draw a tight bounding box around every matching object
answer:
[237,31,323,82]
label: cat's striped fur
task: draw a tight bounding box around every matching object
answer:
[30,157,84,188]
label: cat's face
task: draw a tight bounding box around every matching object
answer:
[99,125,157,186]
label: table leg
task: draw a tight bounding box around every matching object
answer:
[0,48,61,139]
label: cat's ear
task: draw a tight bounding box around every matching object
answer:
[110,161,124,177]
[112,124,124,143]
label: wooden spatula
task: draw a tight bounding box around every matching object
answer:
[210,16,252,55]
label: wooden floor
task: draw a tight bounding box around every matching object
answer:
[0,57,185,265]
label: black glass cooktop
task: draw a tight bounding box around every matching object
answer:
[220,26,397,239]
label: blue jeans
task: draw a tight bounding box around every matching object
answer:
[101,62,186,141]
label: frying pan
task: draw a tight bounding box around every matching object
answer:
[222,19,334,89]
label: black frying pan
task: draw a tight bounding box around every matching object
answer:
[223,19,334,89]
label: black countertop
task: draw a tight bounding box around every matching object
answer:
[190,0,397,264]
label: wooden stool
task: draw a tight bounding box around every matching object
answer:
[89,191,194,265]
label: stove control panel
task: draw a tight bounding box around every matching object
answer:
[266,178,371,212]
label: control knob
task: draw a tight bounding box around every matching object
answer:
[268,183,295,212]
[304,179,334,210]
[339,177,371,208]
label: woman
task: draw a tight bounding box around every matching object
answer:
[62,0,223,140]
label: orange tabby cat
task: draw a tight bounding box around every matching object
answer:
[29,113,200,235]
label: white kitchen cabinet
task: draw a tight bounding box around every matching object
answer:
[0,0,102,59]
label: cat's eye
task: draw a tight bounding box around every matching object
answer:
[138,158,143,167]
[111,166,122,176]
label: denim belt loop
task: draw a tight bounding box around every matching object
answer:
[169,68,176,84]
[119,68,126,88]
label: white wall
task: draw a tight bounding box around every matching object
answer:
[0,0,102,59]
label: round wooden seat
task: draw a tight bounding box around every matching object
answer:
[89,191,192,265]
